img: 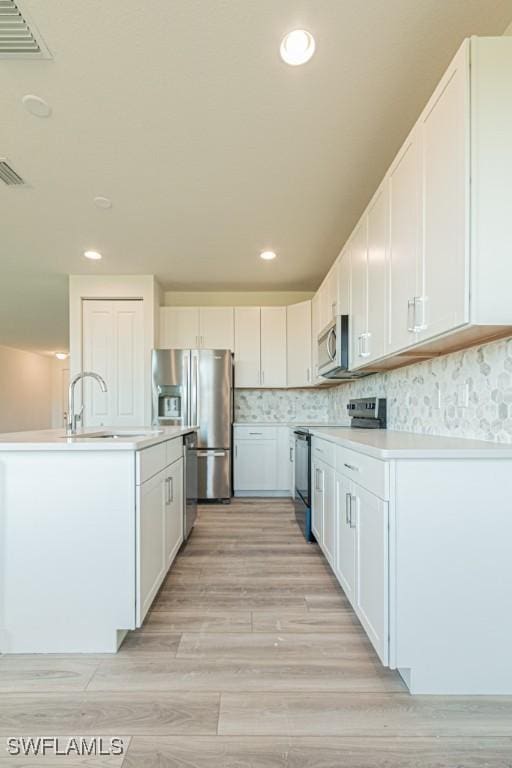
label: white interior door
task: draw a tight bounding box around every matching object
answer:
[82,299,145,428]
[199,307,234,350]
[160,307,200,348]
[286,300,312,387]
[234,307,261,387]
[260,306,287,387]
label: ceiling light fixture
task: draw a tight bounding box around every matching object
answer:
[83,250,102,260]
[260,250,277,261]
[280,29,315,66]
[94,196,112,209]
[55,352,68,360]
[22,94,51,117]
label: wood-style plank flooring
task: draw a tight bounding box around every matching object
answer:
[2,499,512,766]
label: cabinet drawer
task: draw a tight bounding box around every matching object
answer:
[335,445,389,500]
[137,443,167,485]
[312,437,336,468]
[166,437,183,466]
[235,425,278,440]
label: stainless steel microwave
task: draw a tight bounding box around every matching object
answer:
[317,315,367,380]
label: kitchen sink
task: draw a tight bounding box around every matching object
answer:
[62,430,163,440]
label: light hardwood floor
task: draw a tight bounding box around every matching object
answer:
[1,499,512,766]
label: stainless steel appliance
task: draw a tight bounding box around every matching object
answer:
[347,396,387,428]
[317,315,368,380]
[152,349,233,500]
[183,431,198,538]
[294,429,313,542]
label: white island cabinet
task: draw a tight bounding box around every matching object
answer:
[310,428,512,694]
[0,426,193,654]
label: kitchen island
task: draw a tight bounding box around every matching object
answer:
[0,426,196,654]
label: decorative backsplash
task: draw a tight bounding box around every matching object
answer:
[235,335,512,443]
[234,388,329,423]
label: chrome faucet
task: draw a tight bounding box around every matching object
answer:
[66,371,108,436]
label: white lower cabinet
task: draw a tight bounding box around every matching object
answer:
[334,472,356,605]
[311,459,323,543]
[234,425,289,495]
[136,446,184,626]
[353,483,389,664]
[312,436,389,665]
[164,457,184,568]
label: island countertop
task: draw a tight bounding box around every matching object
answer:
[0,425,197,451]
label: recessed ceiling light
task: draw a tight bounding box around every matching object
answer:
[94,196,112,209]
[83,250,102,261]
[55,352,68,360]
[280,29,315,66]
[22,94,52,118]
[260,250,277,261]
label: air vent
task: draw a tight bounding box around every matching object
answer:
[0,0,51,58]
[0,160,25,186]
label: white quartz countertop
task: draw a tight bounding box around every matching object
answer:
[234,422,343,428]
[0,426,197,451]
[308,427,512,459]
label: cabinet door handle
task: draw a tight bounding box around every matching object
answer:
[407,299,416,333]
[349,494,357,528]
[261,370,265,385]
[306,367,311,384]
[414,296,427,331]
[168,477,174,503]
[289,446,293,462]
[345,492,351,524]
[361,332,371,358]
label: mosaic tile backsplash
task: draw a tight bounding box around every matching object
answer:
[235,335,512,443]
[234,388,329,423]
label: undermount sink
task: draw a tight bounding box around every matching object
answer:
[62,430,163,440]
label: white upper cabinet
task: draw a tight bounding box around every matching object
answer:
[337,251,350,316]
[199,307,234,350]
[287,300,312,387]
[160,307,233,350]
[366,182,388,362]
[160,307,200,348]
[418,44,468,342]
[260,306,287,388]
[234,307,261,387]
[82,299,145,428]
[326,262,339,322]
[350,218,368,368]
[387,127,422,355]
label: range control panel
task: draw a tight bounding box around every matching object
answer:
[346,397,387,429]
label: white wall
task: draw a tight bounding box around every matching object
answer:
[0,346,66,433]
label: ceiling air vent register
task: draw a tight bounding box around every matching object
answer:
[0,0,51,58]
[0,160,25,185]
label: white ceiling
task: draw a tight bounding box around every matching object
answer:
[2,0,512,353]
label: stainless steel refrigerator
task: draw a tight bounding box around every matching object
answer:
[151,349,233,501]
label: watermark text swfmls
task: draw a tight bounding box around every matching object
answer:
[5,736,125,757]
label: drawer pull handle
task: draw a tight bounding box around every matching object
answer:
[344,462,359,472]
[249,432,263,435]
